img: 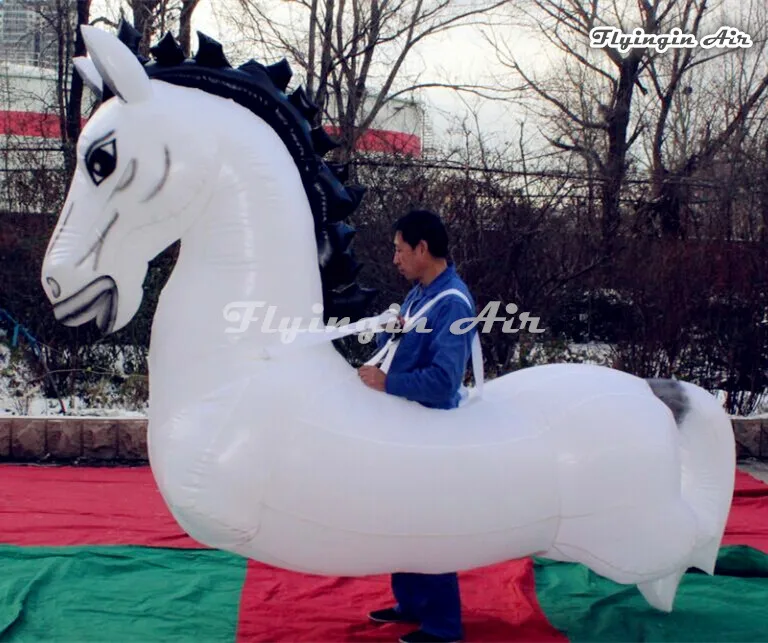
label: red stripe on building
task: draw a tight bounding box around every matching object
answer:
[2,111,423,157]
[325,126,422,157]
[1,110,64,138]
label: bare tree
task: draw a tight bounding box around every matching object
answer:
[489,0,651,248]
[490,0,768,246]
[127,0,162,56]
[627,0,768,238]
[65,0,93,167]
[131,0,201,55]
[0,1,93,180]
[226,0,508,161]
[177,0,202,56]
[93,1,202,56]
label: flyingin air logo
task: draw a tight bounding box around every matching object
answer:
[590,27,753,53]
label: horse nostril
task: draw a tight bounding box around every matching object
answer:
[46,277,61,299]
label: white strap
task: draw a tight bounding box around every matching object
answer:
[468,331,484,402]
[263,310,399,357]
[404,288,470,331]
[256,291,485,403]
[365,288,471,374]
[364,288,484,402]
[364,337,396,371]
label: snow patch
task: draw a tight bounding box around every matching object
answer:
[0,343,147,417]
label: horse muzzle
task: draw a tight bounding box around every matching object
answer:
[49,275,119,334]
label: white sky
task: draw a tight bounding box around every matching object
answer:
[86,0,533,147]
[188,1,544,151]
[88,0,765,154]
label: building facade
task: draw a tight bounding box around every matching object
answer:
[325,92,429,158]
[0,0,59,68]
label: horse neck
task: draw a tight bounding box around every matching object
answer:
[149,112,327,418]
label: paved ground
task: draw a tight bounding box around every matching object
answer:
[740,459,768,484]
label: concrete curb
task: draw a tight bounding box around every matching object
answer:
[0,417,148,463]
[0,417,766,464]
[732,419,768,461]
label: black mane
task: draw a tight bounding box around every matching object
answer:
[105,21,375,321]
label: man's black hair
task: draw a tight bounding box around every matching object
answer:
[393,209,449,258]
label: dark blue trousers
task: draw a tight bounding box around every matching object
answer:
[392,572,463,640]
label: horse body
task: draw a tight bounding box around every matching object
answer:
[148,330,704,594]
[141,88,561,573]
[41,25,735,613]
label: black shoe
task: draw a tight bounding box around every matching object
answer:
[399,630,460,643]
[368,607,418,624]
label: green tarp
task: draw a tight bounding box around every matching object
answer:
[2,544,767,641]
[535,545,768,642]
[0,545,247,642]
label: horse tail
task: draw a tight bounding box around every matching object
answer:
[646,378,736,575]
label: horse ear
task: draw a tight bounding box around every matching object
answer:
[73,57,103,98]
[81,25,152,104]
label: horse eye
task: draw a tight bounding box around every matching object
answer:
[86,139,117,186]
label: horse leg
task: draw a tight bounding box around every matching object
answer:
[540,499,698,611]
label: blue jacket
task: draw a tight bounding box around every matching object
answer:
[378,265,476,409]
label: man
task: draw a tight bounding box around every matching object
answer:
[358,209,475,643]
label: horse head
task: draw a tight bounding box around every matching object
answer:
[41,26,217,334]
[43,23,376,335]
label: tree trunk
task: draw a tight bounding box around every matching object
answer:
[178,0,201,57]
[64,0,92,177]
[762,136,768,242]
[131,0,161,57]
[601,54,641,251]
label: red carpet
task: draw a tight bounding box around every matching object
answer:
[235,558,564,642]
[722,470,768,551]
[1,465,766,642]
[0,465,198,548]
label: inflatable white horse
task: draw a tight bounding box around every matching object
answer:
[42,24,735,613]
